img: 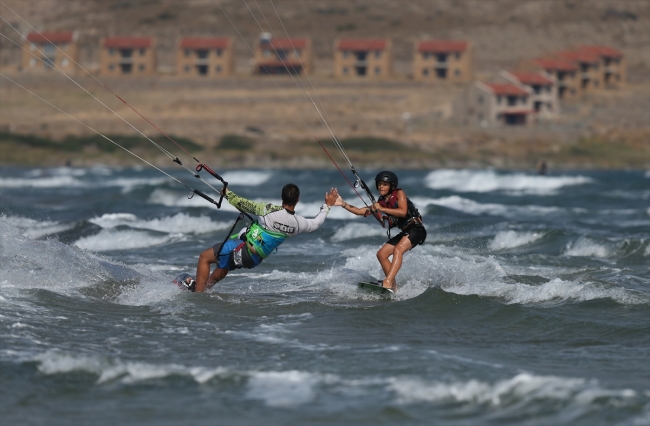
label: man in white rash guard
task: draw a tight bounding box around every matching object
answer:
[192,184,338,292]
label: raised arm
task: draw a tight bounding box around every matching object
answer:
[335,194,370,216]
[294,188,338,233]
[224,189,282,216]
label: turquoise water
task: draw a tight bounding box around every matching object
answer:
[1,167,649,425]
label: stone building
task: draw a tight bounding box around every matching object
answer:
[500,71,558,117]
[177,37,234,77]
[22,31,79,75]
[525,58,580,100]
[413,40,472,82]
[254,34,312,75]
[454,81,534,127]
[554,50,603,93]
[100,37,156,76]
[333,38,392,79]
[578,45,626,88]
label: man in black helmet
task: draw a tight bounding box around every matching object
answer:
[335,171,426,291]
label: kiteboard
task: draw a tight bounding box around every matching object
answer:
[173,273,196,292]
[358,280,394,295]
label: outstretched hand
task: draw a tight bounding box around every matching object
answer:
[324,188,339,207]
[334,194,345,207]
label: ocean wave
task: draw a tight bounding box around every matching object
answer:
[331,223,386,242]
[74,229,184,252]
[1,215,76,239]
[0,174,169,190]
[220,170,273,186]
[489,230,545,250]
[424,169,593,195]
[0,219,109,291]
[31,349,646,419]
[387,373,640,417]
[564,237,612,258]
[88,212,231,234]
[425,195,559,217]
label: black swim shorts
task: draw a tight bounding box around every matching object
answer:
[386,225,427,248]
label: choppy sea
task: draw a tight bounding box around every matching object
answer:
[1,166,649,425]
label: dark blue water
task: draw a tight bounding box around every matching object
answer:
[1,166,649,425]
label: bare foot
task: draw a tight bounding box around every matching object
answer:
[382,278,397,291]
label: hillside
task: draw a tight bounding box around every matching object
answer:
[1,0,649,80]
[0,0,648,170]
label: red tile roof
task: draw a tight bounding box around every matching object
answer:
[534,58,579,72]
[337,39,388,51]
[484,83,529,96]
[180,37,230,49]
[26,32,74,43]
[579,45,623,59]
[418,40,468,53]
[555,50,600,64]
[103,37,152,48]
[508,72,554,85]
[264,38,308,49]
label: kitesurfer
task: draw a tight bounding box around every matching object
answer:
[335,171,426,291]
[192,184,339,292]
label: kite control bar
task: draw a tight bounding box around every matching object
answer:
[195,163,228,208]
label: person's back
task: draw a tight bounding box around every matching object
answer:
[192,184,338,292]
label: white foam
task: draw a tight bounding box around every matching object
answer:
[0,218,109,291]
[489,230,544,250]
[645,170,650,179]
[388,372,637,408]
[0,175,84,188]
[1,215,75,239]
[564,237,612,258]
[429,195,559,217]
[331,223,386,242]
[88,212,230,234]
[246,370,323,407]
[74,229,183,252]
[424,169,593,195]
[220,170,272,186]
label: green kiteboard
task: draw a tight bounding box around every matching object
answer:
[358,281,394,295]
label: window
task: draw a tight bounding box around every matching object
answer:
[44,43,55,54]
[343,66,348,75]
[61,43,67,50]
[109,48,115,56]
[109,64,114,70]
[375,50,381,59]
[197,49,209,59]
[343,50,349,58]
[185,65,190,73]
[478,95,483,105]
[436,53,448,62]
[139,64,145,72]
[423,68,429,76]
[532,85,541,94]
[140,48,146,56]
[455,52,461,60]
[216,65,222,74]
[454,69,461,77]
[216,49,222,57]
[497,95,502,104]
[375,66,381,75]
[185,49,190,57]
[436,68,447,78]
[507,96,517,106]
[423,52,429,60]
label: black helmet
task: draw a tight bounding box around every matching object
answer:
[375,171,398,189]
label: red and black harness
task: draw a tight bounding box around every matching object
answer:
[365,188,423,237]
